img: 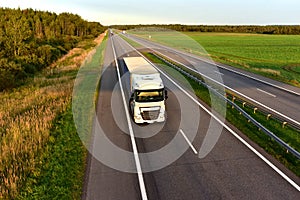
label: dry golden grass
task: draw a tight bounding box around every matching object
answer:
[254,68,281,76]
[0,32,106,199]
[0,73,72,199]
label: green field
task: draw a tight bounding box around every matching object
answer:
[129,30,300,87]
[186,32,300,86]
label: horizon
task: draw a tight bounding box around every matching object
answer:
[1,6,299,26]
[1,0,300,26]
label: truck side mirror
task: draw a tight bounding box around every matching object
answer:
[130,93,134,102]
[165,90,168,100]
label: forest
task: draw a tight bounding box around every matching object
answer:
[111,24,300,35]
[0,8,105,91]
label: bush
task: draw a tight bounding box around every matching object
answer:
[0,59,24,90]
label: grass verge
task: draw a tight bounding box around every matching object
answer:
[17,105,85,199]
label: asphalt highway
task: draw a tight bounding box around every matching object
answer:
[82,34,300,200]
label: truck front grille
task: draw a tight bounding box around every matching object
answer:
[141,110,160,120]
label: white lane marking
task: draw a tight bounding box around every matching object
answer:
[189,60,198,65]
[216,64,300,96]
[180,129,198,154]
[119,35,300,192]
[111,37,148,200]
[257,88,277,98]
[214,71,224,76]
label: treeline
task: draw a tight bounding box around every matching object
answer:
[0,8,105,91]
[111,24,300,35]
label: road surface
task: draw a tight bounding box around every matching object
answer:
[82,34,300,200]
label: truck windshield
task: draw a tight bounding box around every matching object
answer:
[135,89,164,102]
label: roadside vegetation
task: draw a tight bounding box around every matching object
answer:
[18,105,86,200]
[142,52,300,176]
[0,7,105,91]
[0,9,106,197]
[0,27,107,199]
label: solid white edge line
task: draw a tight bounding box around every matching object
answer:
[118,35,300,192]
[257,88,277,98]
[110,37,148,200]
[180,129,198,154]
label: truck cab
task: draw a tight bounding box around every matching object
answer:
[123,57,167,123]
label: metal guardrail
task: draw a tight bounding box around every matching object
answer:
[225,93,300,131]
[152,52,300,160]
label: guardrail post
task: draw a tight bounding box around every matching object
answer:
[282,122,287,128]
[254,108,258,114]
[232,96,236,102]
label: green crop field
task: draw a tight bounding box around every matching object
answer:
[129,30,300,87]
[186,32,300,86]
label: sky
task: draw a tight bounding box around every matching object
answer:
[1,0,300,25]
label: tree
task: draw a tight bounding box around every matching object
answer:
[34,15,43,38]
[3,10,32,58]
[0,7,106,91]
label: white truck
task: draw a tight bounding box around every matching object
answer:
[123,57,167,123]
